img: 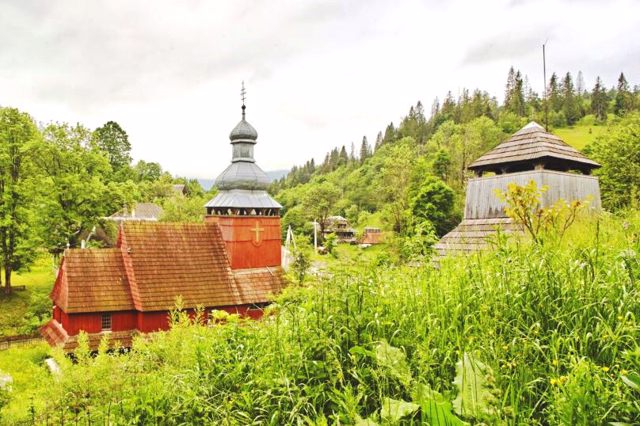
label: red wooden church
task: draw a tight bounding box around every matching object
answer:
[41,101,286,351]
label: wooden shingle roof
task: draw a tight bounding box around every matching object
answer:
[468,122,600,173]
[52,222,287,314]
[120,222,240,311]
[51,249,134,313]
[434,218,523,257]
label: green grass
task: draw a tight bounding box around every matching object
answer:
[1,212,638,424]
[0,256,55,337]
[0,343,54,423]
[553,122,607,151]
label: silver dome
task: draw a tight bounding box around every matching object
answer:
[229,119,258,141]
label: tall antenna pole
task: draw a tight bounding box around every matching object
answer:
[543,42,549,131]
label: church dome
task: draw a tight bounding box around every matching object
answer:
[229,118,258,141]
[215,161,270,190]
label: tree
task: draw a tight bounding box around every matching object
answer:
[505,68,525,116]
[93,121,132,172]
[562,72,580,125]
[410,177,457,236]
[614,73,632,117]
[548,73,562,112]
[161,195,208,222]
[359,136,371,163]
[587,113,640,209]
[379,140,415,233]
[0,108,40,293]
[576,71,585,95]
[301,181,341,237]
[591,76,608,123]
[36,123,125,257]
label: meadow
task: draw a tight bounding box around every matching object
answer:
[0,256,55,338]
[1,211,639,425]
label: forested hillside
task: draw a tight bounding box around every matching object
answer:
[273,68,640,259]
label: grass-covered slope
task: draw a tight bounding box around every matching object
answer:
[0,257,55,337]
[2,212,639,424]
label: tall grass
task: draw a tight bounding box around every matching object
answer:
[2,212,640,424]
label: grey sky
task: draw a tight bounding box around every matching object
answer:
[1,0,638,178]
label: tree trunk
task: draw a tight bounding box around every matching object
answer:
[3,266,10,294]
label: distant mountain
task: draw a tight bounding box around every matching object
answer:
[196,169,289,190]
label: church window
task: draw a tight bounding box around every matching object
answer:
[101,313,112,331]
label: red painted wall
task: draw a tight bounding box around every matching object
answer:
[207,216,281,269]
[61,311,136,335]
[57,305,266,338]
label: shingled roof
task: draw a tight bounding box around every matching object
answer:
[51,249,134,313]
[468,122,600,174]
[51,222,286,314]
[119,222,241,311]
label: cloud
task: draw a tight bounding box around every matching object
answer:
[462,31,553,66]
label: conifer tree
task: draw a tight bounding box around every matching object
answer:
[614,72,631,116]
[562,72,580,125]
[548,73,562,112]
[375,131,383,150]
[591,76,608,123]
[359,136,371,163]
[576,70,585,95]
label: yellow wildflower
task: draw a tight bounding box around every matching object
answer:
[602,366,610,373]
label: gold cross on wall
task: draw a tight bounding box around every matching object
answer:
[251,221,264,243]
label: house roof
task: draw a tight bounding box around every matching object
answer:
[51,222,286,313]
[120,222,240,311]
[51,249,134,313]
[467,122,600,173]
[434,218,523,257]
[108,203,163,221]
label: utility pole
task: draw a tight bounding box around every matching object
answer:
[543,42,549,131]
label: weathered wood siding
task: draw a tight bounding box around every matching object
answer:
[465,170,601,219]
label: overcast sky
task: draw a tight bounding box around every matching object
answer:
[1,0,639,179]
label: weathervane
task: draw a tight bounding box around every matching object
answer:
[241,81,247,119]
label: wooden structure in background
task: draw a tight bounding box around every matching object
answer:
[42,101,286,351]
[435,122,601,256]
[361,227,383,245]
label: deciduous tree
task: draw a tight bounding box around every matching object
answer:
[0,108,40,293]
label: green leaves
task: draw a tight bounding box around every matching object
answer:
[375,340,412,388]
[452,352,498,420]
[380,398,419,422]
[621,372,640,392]
[412,383,469,426]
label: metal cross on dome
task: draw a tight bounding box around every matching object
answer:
[241,81,247,119]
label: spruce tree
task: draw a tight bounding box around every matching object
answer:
[549,73,562,112]
[614,72,631,116]
[359,136,371,163]
[591,76,608,123]
[562,72,580,125]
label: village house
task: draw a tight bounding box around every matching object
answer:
[41,101,287,351]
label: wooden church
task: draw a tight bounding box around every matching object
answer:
[435,121,602,256]
[41,101,286,351]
